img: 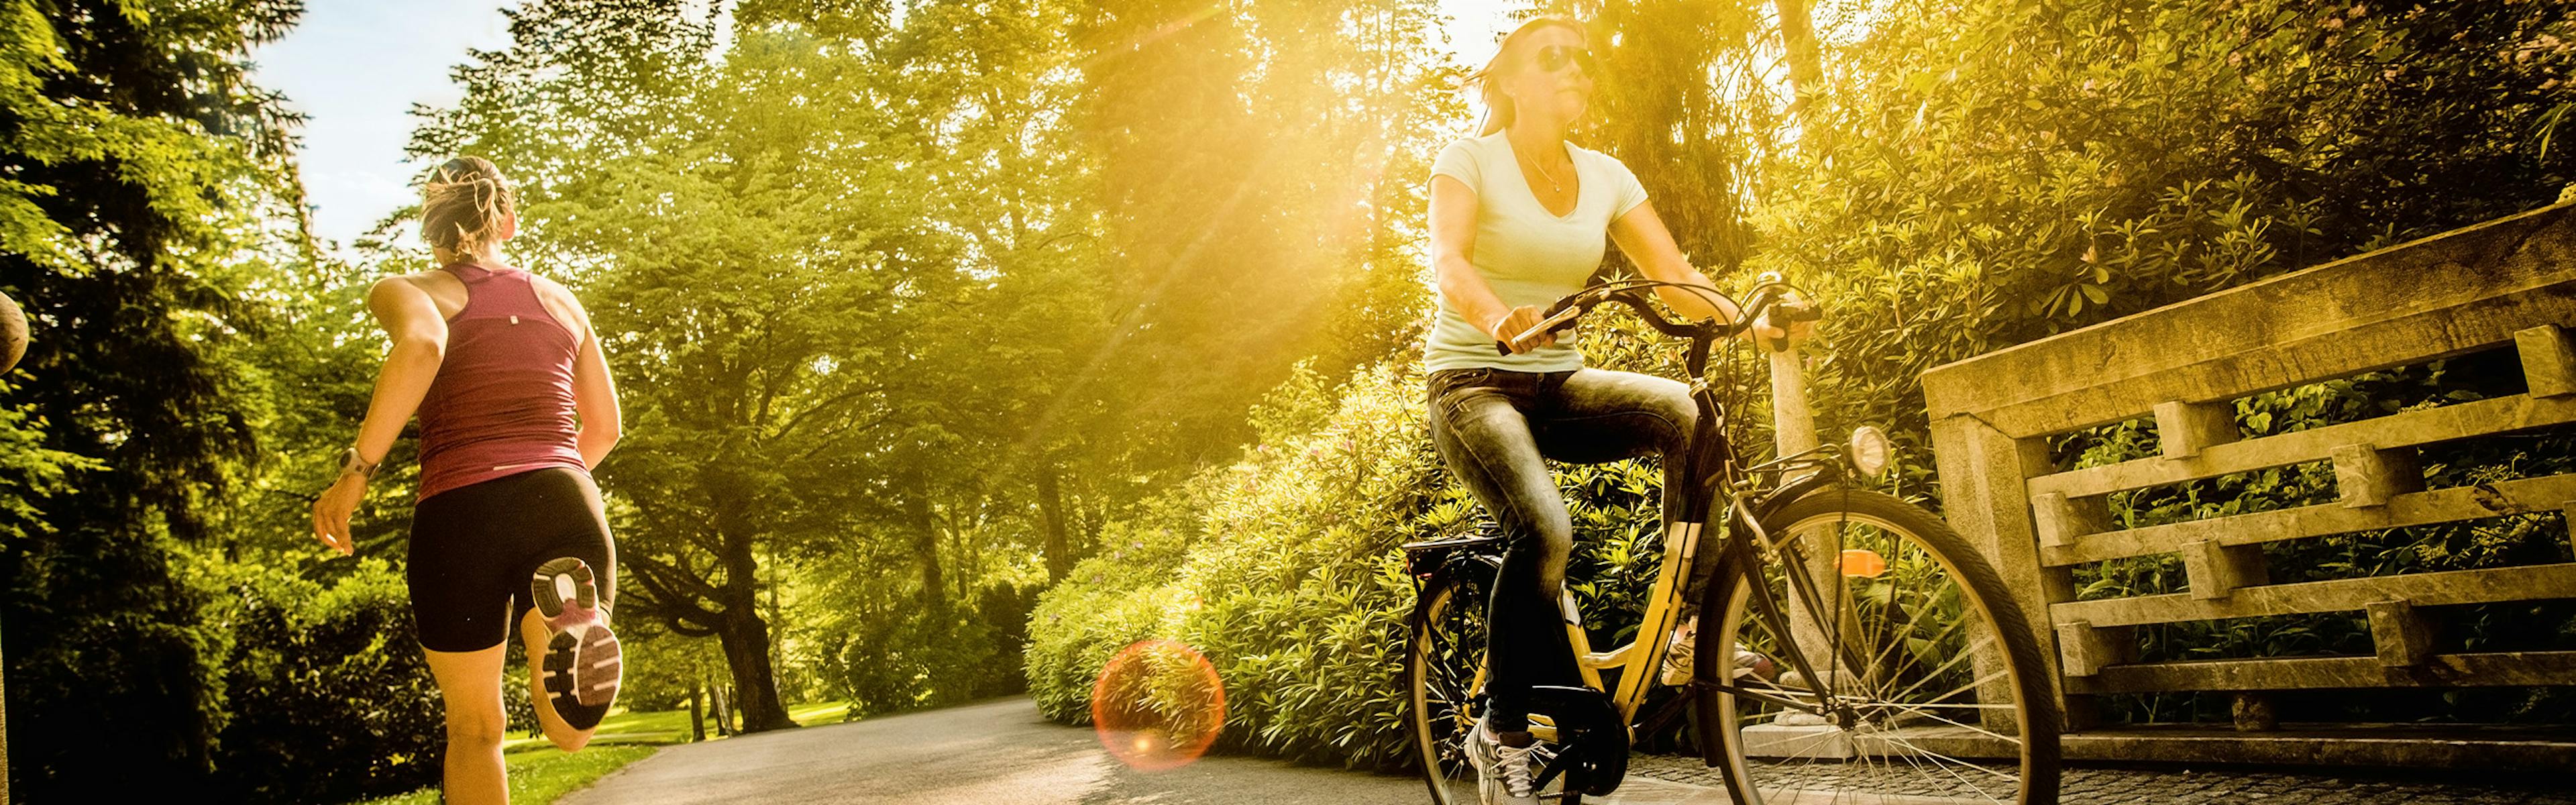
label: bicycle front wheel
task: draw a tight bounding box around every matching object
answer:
[1697,488,2061,804]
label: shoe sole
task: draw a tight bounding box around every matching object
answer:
[531,557,620,729]
[541,622,623,729]
[530,557,598,625]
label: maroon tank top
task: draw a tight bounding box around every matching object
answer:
[414,262,589,502]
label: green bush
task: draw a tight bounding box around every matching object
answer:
[203,559,451,803]
[1026,362,1683,769]
[811,583,1037,718]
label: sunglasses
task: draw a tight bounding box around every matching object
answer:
[1535,46,1599,75]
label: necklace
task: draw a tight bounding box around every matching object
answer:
[1525,150,1566,193]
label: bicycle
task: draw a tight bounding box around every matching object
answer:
[1403,278,2062,804]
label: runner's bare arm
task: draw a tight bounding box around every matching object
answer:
[310,276,450,553]
[353,276,450,462]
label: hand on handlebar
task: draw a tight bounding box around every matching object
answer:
[1751,294,1818,352]
[1491,305,1567,355]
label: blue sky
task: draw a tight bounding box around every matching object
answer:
[252,1,518,248]
[255,0,1515,250]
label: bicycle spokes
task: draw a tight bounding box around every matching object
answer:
[1707,492,2051,805]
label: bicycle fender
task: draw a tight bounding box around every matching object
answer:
[1754,469,1844,521]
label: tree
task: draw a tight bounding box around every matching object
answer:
[1773,0,1828,150]
[1544,0,1769,274]
[1066,0,1461,474]
[0,0,309,795]
[402,0,718,269]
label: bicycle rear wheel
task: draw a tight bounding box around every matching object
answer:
[1697,488,2061,804]
[1406,569,1582,804]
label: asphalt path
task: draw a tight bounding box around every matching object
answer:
[557,698,1732,804]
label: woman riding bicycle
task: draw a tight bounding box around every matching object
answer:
[309,157,627,804]
[1426,17,1809,804]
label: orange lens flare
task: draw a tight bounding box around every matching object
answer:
[1839,548,1888,578]
[1090,639,1226,772]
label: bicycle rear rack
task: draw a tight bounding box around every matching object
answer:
[1400,532,1502,579]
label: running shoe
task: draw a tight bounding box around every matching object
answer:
[1463,721,1540,805]
[532,557,621,731]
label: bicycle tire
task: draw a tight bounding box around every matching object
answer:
[1695,488,2063,804]
[1407,566,1586,804]
[1407,569,1493,805]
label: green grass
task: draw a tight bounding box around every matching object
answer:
[357,701,854,804]
[501,706,694,751]
[786,700,853,725]
[354,745,659,805]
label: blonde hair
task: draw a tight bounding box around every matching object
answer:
[1468,17,1590,136]
[421,156,515,257]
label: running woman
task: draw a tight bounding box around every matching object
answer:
[1424,17,1811,805]
[310,157,626,805]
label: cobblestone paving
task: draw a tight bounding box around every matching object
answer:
[1627,753,2576,804]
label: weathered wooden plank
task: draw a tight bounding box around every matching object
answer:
[2521,325,2576,398]
[2049,563,2576,628]
[2027,392,2576,500]
[2182,539,2269,600]
[2039,474,2576,566]
[2367,600,2438,667]
[2155,400,2239,459]
[2064,651,2576,693]
[2333,443,2424,508]
[1922,202,2576,436]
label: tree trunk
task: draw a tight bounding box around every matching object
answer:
[688,676,706,743]
[714,606,798,732]
[907,470,947,614]
[702,513,797,733]
[1774,0,1830,152]
[1038,467,1073,583]
[711,681,733,737]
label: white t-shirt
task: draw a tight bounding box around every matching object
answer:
[1424,131,1650,374]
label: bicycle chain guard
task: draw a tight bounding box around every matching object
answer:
[1522,685,1628,796]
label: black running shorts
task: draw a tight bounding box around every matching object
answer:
[407,467,617,653]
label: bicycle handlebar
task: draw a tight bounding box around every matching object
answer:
[1491,281,1820,356]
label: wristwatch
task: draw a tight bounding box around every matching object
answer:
[335,447,380,481]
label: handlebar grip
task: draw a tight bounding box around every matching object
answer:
[1494,305,1586,355]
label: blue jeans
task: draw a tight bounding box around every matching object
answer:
[1426,366,1697,733]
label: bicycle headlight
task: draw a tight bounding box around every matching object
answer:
[1849,425,1892,479]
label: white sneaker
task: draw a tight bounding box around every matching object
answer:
[1463,722,1540,805]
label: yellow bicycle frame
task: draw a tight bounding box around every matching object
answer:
[1523,518,1705,743]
